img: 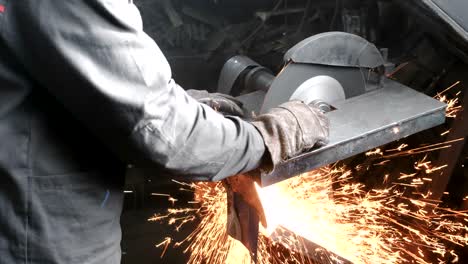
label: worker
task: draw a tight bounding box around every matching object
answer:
[0,1,329,263]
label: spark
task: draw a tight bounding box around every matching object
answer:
[151,192,178,205]
[434,81,463,118]
[149,83,467,263]
[150,182,248,263]
[439,96,463,118]
[426,165,448,174]
[383,174,390,184]
[382,138,464,159]
[386,62,410,78]
[386,144,409,152]
[365,148,383,157]
[373,160,391,166]
[413,156,448,174]
[151,193,171,197]
[168,197,178,206]
[436,81,460,98]
[441,129,451,136]
[398,172,417,180]
[152,163,468,264]
[155,237,172,258]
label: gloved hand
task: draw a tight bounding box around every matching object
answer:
[251,100,329,170]
[186,89,245,117]
[224,101,328,252]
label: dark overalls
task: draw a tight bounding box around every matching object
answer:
[0,1,265,263]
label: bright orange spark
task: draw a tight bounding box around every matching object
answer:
[152,162,468,264]
[150,82,467,263]
[434,81,463,118]
[366,148,383,157]
[441,129,451,136]
[387,144,409,152]
[383,138,464,159]
[436,81,460,98]
[155,237,172,258]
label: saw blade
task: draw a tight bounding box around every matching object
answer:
[260,63,370,113]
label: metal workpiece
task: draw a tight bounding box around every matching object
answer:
[228,192,260,262]
[259,78,447,187]
[270,227,353,264]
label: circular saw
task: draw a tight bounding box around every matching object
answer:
[218,32,447,262]
[218,32,446,186]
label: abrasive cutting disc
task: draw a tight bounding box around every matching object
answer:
[259,63,369,114]
[289,75,345,105]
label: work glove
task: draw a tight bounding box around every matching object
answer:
[224,101,329,247]
[186,89,245,117]
[251,100,329,170]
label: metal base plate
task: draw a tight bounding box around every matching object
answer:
[239,78,446,187]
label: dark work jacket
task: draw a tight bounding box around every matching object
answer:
[0,0,266,263]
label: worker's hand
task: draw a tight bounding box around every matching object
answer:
[250,101,329,169]
[186,90,245,117]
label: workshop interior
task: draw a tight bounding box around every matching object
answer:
[121,0,468,263]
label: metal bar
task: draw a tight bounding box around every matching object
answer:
[231,193,259,263]
[260,79,447,187]
[269,226,353,264]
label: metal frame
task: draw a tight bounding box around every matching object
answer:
[257,78,447,186]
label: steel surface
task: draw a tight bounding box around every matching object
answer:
[259,78,447,187]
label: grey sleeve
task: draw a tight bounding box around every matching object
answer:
[8,0,265,181]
